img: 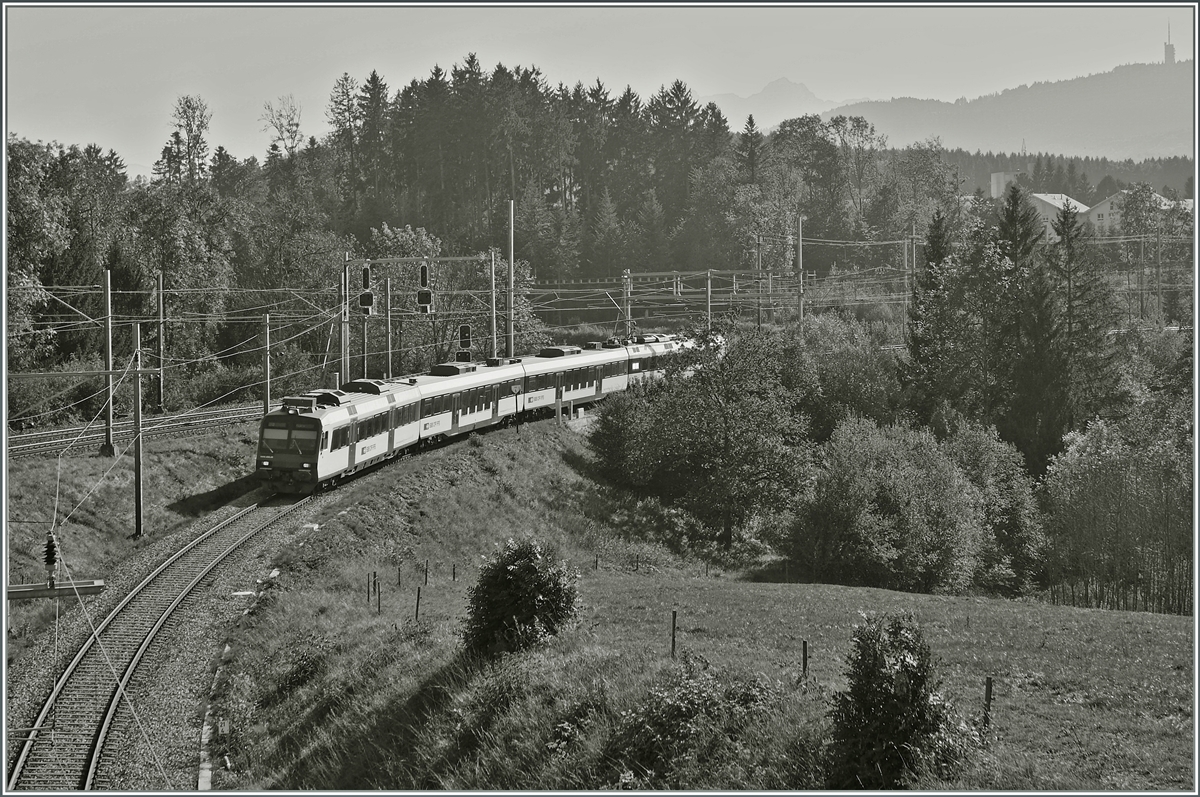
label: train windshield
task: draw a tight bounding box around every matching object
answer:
[259,418,320,456]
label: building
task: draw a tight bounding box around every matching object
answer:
[990,171,1022,199]
[1029,193,1090,241]
[1085,189,1180,235]
[1166,22,1176,65]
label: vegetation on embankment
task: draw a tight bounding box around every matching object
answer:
[4,420,263,661]
[202,419,1192,791]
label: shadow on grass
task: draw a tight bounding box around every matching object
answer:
[268,648,485,790]
[166,473,261,516]
[740,556,818,585]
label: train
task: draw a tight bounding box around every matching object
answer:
[255,334,691,494]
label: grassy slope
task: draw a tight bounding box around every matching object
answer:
[190,419,1193,791]
[4,417,1192,789]
[5,422,262,660]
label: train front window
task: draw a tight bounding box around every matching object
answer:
[259,427,288,454]
[259,420,320,456]
[292,429,319,455]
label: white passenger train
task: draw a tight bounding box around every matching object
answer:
[255,334,689,493]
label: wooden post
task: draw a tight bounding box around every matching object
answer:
[415,586,422,621]
[984,676,993,730]
[671,610,677,659]
[132,322,144,539]
[366,573,370,603]
[377,585,381,615]
[802,640,808,679]
[706,269,712,330]
[452,563,456,582]
[595,554,599,571]
[424,559,429,585]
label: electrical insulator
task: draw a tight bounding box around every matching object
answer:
[44,533,57,573]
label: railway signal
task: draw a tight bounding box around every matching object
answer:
[459,324,471,350]
[417,261,433,313]
[359,263,374,314]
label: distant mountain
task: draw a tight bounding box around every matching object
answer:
[699,78,844,129]
[820,61,1194,160]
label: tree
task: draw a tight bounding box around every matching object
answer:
[261,94,304,157]
[735,114,764,184]
[6,136,68,368]
[1048,199,1119,429]
[649,329,810,549]
[795,418,986,594]
[171,95,212,185]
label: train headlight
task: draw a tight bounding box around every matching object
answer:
[301,463,311,469]
[260,460,270,468]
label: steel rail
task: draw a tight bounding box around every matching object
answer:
[6,497,308,791]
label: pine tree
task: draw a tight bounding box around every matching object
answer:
[1049,200,1119,428]
[735,114,764,184]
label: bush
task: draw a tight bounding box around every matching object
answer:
[461,538,579,658]
[827,612,979,789]
[603,653,776,788]
[795,418,986,594]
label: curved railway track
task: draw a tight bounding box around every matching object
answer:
[7,405,263,458]
[6,497,309,791]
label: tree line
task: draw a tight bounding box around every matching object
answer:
[5,53,1193,423]
[591,185,1192,612]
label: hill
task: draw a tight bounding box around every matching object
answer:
[821,61,1194,160]
[8,415,1187,790]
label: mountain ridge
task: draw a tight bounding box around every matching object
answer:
[701,61,1195,160]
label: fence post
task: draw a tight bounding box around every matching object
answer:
[984,676,993,730]
[671,610,677,659]
[802,640,808,679]
[415,586,422,621]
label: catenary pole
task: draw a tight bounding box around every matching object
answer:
[263,314,271,415]
[508,201,515,358]
[157,271,165,412]
[490,250,498,359]
[386,276,393,379]
[101,269,115,457]
[133,322,144,539]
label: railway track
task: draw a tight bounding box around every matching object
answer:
[6,497,309,791]
[7,404,263,458]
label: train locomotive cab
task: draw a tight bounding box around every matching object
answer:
[256,398,325,494]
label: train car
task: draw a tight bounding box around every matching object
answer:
[520,343,630,417]
[255,333,692,494]
[404,357,528,443]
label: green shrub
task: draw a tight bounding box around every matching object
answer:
[461,538,579,658]
[603,654,776,788]
[795,418,986,594]
[827,612,979,789]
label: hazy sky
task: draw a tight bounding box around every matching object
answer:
[5,3,1196,176]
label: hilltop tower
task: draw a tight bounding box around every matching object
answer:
[1165,21,1175,65]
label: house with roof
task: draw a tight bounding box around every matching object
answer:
[1029,193,1089,241]
[1086,189,1184,235]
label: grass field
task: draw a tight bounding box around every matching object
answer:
[188,419,1193,791]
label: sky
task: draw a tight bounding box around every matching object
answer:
[4,3,1196,177]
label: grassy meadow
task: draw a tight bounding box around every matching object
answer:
[193,419,1193,791]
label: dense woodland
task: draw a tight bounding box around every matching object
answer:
[6,57,1195,613]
